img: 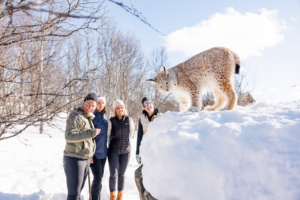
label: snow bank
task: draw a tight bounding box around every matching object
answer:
[141,101,300,200]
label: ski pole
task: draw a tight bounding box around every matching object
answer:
[88,169,92,200]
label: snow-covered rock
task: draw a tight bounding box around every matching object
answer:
[141,101,300,200]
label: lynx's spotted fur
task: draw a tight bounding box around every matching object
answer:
[147,47,241,112]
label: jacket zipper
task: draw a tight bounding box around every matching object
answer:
[87,118,94,151]
[120,119,123,154]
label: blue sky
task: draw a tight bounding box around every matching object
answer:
[105,0,300,103]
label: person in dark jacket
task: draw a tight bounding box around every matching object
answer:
[107,99,134,200]
[90,94,108,200]
[63,93,101,200]
[136,97,162,164]
[134,97,162,199]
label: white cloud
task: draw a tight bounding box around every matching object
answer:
[291,17,298,22]
[164,8,287,60]
[253,90,263,95]
[292,92,300,99]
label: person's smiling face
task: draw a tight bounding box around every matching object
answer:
[96,99,105,112]
[143,100,154,114]
[83,100,96,114]
[115,105,125,117]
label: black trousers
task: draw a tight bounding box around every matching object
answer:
[108,151,130,192]
[63,155,90,200]
[90,156,107,200]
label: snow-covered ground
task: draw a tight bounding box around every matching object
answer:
[141,101,300,200]
[1,100,300,200]
[0,114,140,200]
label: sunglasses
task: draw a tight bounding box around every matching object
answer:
[97,94,105,98]
[143,102,152,107]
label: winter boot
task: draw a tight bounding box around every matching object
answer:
[110,192,116,200]
[116,191,123,200]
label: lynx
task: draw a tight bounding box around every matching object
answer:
[147,47,240,112]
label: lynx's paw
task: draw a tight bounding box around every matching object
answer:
[220,106,230,111]
[204,106,215,111]
[220,108,229,111]
[204,106,221,111]
[187,106,199,112]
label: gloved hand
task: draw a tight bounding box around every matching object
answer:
[136,154,141,164]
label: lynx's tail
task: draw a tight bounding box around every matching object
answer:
[231,51,241,74]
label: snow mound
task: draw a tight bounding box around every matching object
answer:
[140,101,300,200]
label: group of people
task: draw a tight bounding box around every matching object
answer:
[63,93,161,200]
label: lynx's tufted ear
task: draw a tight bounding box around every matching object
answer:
[145,78,156,83]
[162,65,169,79]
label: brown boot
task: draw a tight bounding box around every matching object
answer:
[110,191,116,200]
[117,191,123,200]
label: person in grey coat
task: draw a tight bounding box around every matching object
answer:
[63,93,101,200]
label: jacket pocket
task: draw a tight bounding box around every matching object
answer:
[74,140,91,155]
[74,142,83,153]
[81,140,90,154]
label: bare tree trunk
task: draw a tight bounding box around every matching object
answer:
[39,34,46,134]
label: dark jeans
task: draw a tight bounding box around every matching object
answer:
[63,155,90,200]
[108,151,130,192]
[90,156,107,200]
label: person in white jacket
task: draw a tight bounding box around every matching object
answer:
[136,97,162,164]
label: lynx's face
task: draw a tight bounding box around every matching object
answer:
[156,74,176,94]
[147,68,177,94]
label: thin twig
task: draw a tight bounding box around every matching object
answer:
[1,3,100,19]
[107,0,165,36]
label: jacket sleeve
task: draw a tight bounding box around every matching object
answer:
[65,114,96,143]
[129,117,135,138]
[136,119,144,155]
[107,119,112,147]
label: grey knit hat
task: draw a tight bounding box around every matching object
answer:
[84,93,98,103]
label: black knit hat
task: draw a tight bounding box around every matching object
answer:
[84,93,98,103]
[141,97,150,105]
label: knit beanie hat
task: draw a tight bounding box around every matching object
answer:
[84,93,98,103]
[141,97,150,106]
[113,99,125,111]
[97,94,106,103]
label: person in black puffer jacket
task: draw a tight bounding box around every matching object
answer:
[107,99,134,200]
[90,94,108,200]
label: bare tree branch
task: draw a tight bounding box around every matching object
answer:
[107,0,165,36]
[0,1,100,19]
